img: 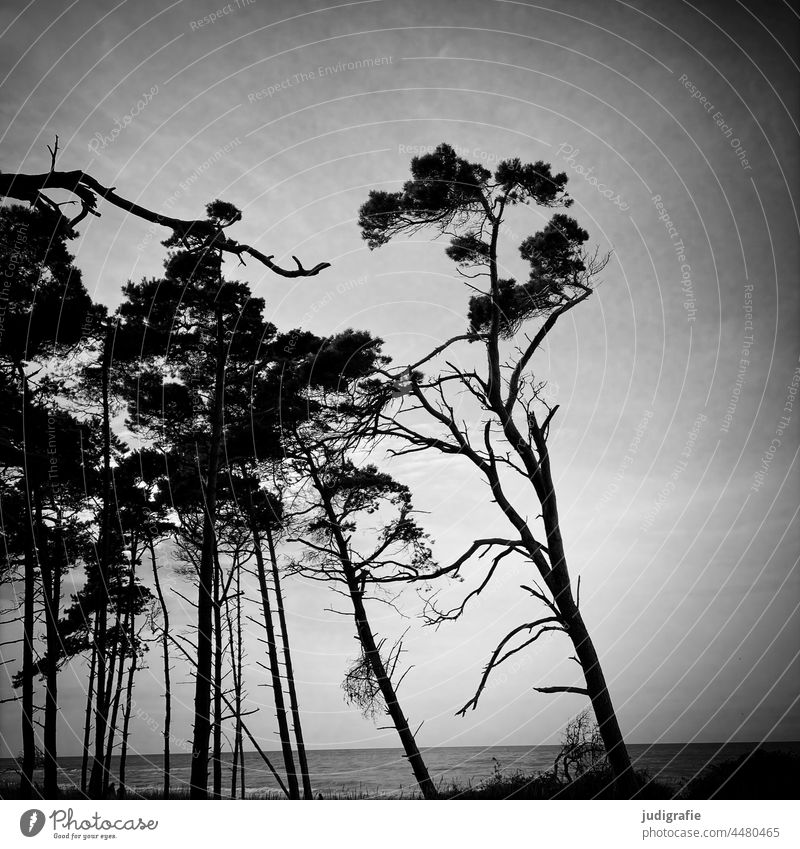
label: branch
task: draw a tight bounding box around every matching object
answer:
[379,537,523,584]
[457,618,562,715]
[0,166,331,277]
[534,685,589,696]
[504,291,592,413]
[423,544,519,624]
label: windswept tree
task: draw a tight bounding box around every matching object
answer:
[254,329,440,799]
[358,143,636,796]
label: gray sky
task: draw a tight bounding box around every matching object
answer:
[1,0,798,758]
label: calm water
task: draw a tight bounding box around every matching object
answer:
[3,742,798,797]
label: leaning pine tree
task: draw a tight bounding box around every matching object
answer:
[257,329,440,799]
[358,144,637,796]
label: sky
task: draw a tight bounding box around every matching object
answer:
[0,0,798,761]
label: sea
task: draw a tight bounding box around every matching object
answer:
[2,742,798,798]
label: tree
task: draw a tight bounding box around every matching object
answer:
[118,228,297,798]
[0,140,333,799]
[0,203,92,796]
[259,329,440,799]
[358,143,637,796]
[111,450,173,798]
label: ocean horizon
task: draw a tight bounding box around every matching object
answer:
[3,742,798,798]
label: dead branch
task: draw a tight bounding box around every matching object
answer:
[457,618,563,715]
[0,158,331,277]
[534,685,590,696]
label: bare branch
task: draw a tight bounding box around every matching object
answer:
[534,685,589,696]
[457,618,562,715]
[0,166,331,277]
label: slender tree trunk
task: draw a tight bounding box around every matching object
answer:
[15,362,35,797]
[303,447,436,799]
[212,549,223,800]
[38,496,60,798]
[104,549,137,794]
[80,636,97,796]
[41,499,66,798]
[249,515,299,798]
[239,738,246,799]
[236,565,245,799]
[249,517,299,797]
[20,543,35,796]
[88,327,113,799]
[148,537,170,799]
[103,644,127,793]
[101,603,126,794]
[264,522,312,799]
[118,628,137,797]
[189,302,225,799]
[225,561,242,800]
[226,584,239,800]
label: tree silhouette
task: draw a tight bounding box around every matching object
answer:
[359,143,636,796]
[261,328,440,799]
[0,204,92,796]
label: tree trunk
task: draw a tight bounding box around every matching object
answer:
[148,538,170,799]
[236,565,245,799]
[239,739,246,799]
[15,362,35,797]
[20,543,35,797]
[189,303,225,799]
[212,548,223,800]
[103,643,126,794]
[118,631,137,797]
[88,326,113,799]
[346,572,437,799]
[562,602,637,797]
[225,560,242,800]
[265,522,312,799]
[80,636,97,796]
[250,516,299,798]
[39,496,60,798]
[481,267,636,797]
[105,547,138,794]
[301,446,436,799]
[41,500,66,798]
[226,584,239,800]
